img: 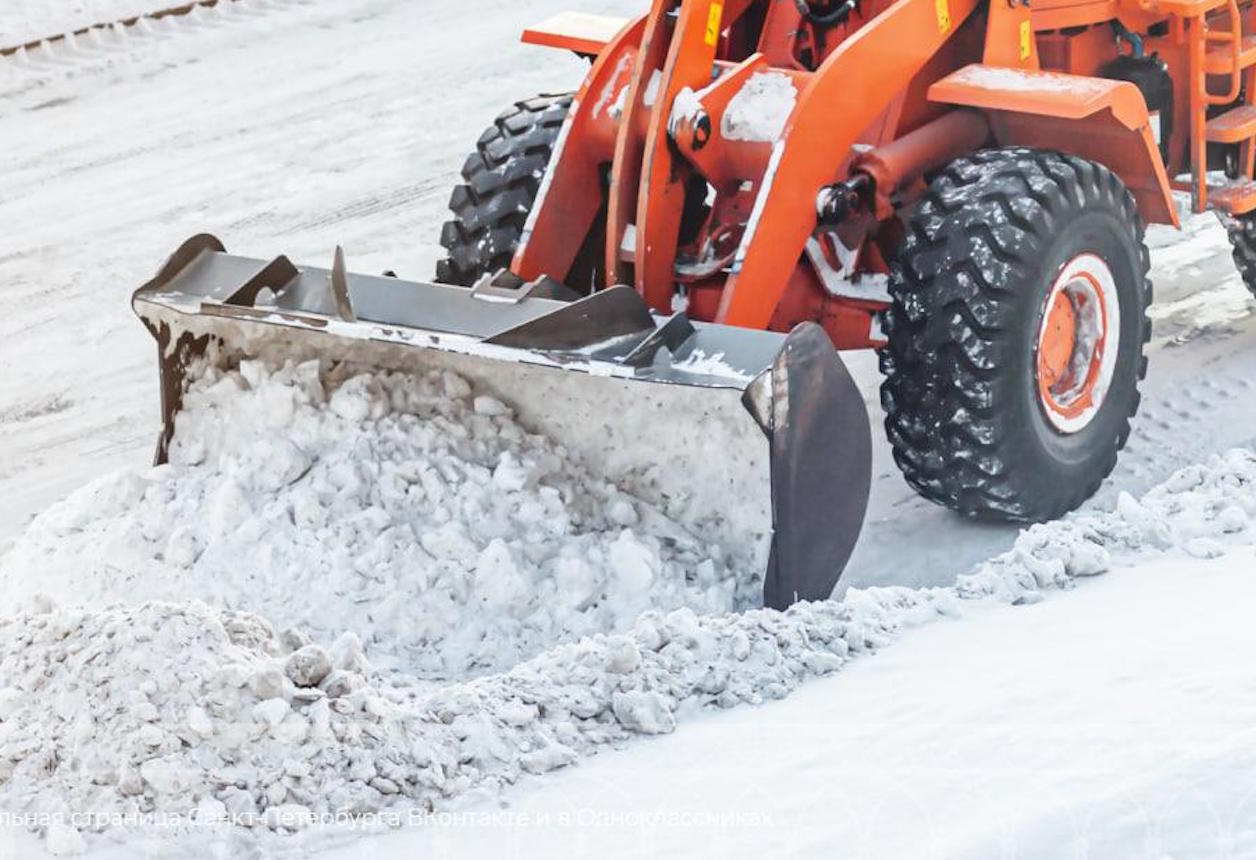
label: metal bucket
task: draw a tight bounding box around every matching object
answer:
[133,234,872,609]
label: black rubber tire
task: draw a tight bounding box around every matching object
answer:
[880,148,1152,522]
[436,93,573,286]
[1223,213,1256,299]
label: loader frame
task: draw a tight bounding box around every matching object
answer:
[519,0,1256,349]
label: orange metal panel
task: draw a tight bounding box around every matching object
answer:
[1031,0,1121,31]
[716,0,983,330]
[929,65,1179,225]
[983,0,1040,68]
[673,54,778,187]
[522,11,632,56]
[605,0,674,287]
[635,0,727,311]
[929,64,1148,125]
[768,265,886,350]
[1036,26,1119,75]
[511,16,647,282]
[1206,104,1256,141]
[1132,0,1228,15]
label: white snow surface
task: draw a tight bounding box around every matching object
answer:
[944,64,1114,98]
[0,361,741,679]
[668,349,754,383]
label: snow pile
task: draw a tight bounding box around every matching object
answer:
[721,71,796,143]
[0,362,742,679]
[0,601,392,847]
[0,590,953,850]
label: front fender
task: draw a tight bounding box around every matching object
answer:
[929,64,1179,227]
[522,12,631,57]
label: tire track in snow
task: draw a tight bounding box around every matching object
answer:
[2,1,239,55]
[0,0,305,78]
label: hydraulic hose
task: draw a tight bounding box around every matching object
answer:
[794,0,858,27]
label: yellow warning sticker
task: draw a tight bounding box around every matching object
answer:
[935,0,951,34]
[705,0,724,46]
[1019,19,1032,61]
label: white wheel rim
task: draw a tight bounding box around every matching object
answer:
[1034,253,1121,435]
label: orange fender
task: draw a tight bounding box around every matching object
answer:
[929,64,1179,227]
[522,12,631,57]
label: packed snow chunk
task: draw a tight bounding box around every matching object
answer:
[604,636,641,674]
[253,697,291,727]
[328,631,370,674]
[0,362,743,679]
[186,705,214,739]
[473,540,531,614]
[265,803,316,831]
[612,690,677,735]
[44,822,86,857]
[722,71,797,142]
[140,756,200,795]
[1184,536,1226,559]
[284,644,333,688]
[1114,492,1174,549]
[608,531,658,595]
[519,741,578,775]
[328,373,384,423]
[473,394,510,416]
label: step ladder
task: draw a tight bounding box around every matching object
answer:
[1173,0,1256,214]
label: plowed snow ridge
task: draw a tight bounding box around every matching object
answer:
[0,361,1253,852]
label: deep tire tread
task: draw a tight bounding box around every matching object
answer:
[1224,212,1256,298]
[436,93,573,286]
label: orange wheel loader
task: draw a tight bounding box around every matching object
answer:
[135,0,1256,608]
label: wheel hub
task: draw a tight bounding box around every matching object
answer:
[1039,291,1078,390]
[1035,253,1120,434]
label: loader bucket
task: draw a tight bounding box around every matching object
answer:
[132,235,872,609]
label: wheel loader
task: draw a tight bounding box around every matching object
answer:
[134,0,1256,609]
